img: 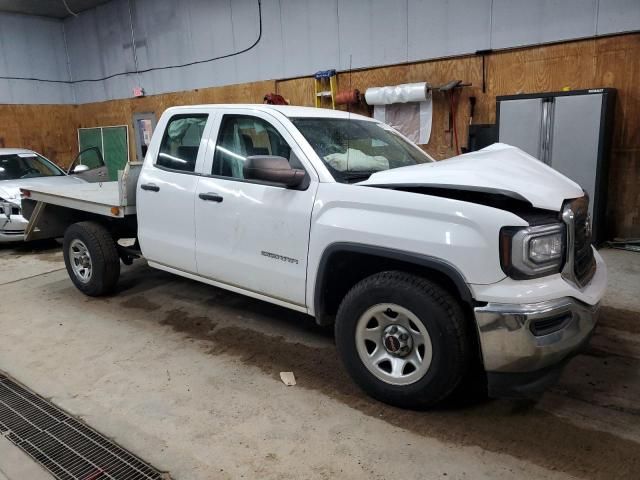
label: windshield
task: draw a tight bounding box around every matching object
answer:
[0,153,64,181]
[291,118,433,183]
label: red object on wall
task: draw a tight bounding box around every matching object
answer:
[263,93,288,105]
[335,89,360,105]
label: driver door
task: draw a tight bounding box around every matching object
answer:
[68,147,108,182]
[195,110,318,308]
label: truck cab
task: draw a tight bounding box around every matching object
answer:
[22,104,607,409]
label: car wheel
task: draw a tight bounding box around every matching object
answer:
[335,271,471,409]
[63,221,120,296]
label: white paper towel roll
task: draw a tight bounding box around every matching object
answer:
[364,82,430,105]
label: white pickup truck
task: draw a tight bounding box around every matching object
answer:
[21,105,606,409]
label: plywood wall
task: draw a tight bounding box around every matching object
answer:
[0,34,638,238]
[0,80,275,168]
[0,104,78,167]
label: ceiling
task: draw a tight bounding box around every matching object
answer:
[0,0,111,19]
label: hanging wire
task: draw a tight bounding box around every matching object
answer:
[62,0,79,17]
[0,0,262,85]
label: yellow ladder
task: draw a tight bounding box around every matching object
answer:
[314,69,337,109]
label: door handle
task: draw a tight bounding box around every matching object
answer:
[141,183,160,192]
[199,192,223,203]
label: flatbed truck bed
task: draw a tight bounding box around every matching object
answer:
[23,182,135,217]
[20,163,141,242]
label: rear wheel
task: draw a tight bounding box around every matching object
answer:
[335,271,471,409]
[63,221,120,296]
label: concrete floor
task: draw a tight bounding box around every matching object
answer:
[0,242,638,479]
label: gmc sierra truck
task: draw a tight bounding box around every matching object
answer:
[20,105,606,409]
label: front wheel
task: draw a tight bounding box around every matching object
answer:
[63,221,120,296]
[335,271,471,409]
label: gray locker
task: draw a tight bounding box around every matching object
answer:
[497,89,616,244]
[498,98,543,159]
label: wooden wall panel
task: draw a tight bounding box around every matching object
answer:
[339,65,409,93]
[276,77,315,107]
[1,34,638,238]
[595,35,640,237]
[193,80,275,104]
[406,57,483,159]
[0,104,78,168]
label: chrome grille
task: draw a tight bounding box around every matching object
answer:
[0,373,167,480]
[562,196,595,287]
[573,207,595,284]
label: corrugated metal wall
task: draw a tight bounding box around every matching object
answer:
[1,0,639,104]
[0,13,74,103]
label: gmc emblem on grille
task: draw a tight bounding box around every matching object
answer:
[585,214,592,239]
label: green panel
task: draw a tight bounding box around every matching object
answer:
[102,126,128,181]
[78,128,102,155]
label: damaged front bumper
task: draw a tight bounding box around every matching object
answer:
[474,297,599,398]
[471,246,606,398]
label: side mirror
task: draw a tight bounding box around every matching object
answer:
[243,156,305,188]
[72,164,90,173]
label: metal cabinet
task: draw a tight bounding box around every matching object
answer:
[497,89,616,244]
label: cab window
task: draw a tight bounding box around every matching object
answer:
[211,115,292,179]
[156,114,208,172]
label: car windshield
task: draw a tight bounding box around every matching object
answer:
[0,153,64,181]
[291,117,433,183]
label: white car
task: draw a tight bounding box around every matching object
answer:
[21,105,606,408]
[0,149,87,242]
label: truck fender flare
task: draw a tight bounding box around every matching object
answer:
[313,242,474,318]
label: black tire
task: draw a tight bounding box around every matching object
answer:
[63,221,120,296]
[335,271,471,409]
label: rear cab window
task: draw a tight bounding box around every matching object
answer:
[156,114,209,173]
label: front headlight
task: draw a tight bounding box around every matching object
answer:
[500,224,566,279]
[0,197,20,218]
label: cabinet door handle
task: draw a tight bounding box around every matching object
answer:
[141,183,160,192]
[199,192,223,203]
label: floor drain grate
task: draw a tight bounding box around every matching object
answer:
[0,372,167,480]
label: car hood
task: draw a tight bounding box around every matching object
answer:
[0,175,85,204]
[359,143,584,211]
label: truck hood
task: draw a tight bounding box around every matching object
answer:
[0,175,85,205]
[360,144,584,211]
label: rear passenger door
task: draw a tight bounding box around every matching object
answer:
[137,112,213,274]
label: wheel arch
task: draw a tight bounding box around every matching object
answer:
[313,242,474,326]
